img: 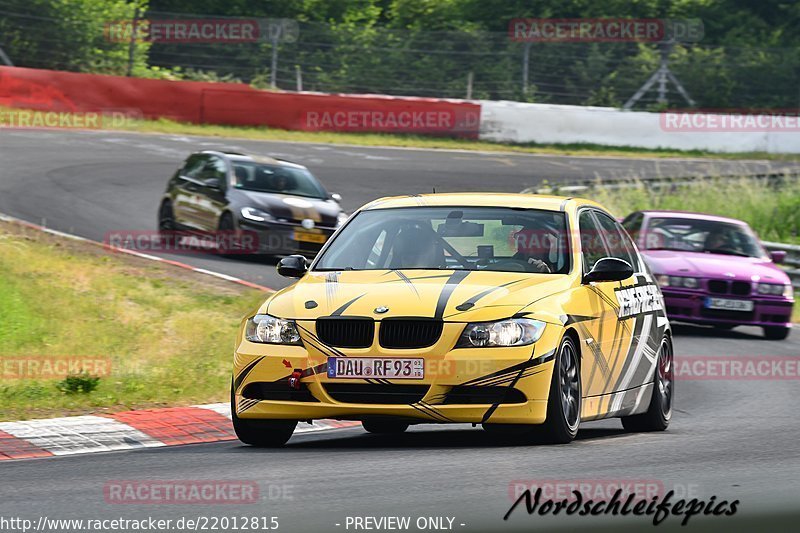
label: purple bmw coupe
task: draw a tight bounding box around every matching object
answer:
[621,211,794,340]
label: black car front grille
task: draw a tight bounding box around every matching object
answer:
[708,280,728,294]
[731,281,751,296]
[323,384,429,404]
[241,382,318,402]
[316,317,374,348]
[700,308,755,321]
[379,319,443,349]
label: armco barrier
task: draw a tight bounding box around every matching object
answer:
[479,100,800,154]
[0,66,480,137]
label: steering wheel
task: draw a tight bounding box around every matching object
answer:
[485,259,533,272]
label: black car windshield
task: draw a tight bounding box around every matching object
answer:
[232,162,327,199]
[644,217,766,258]
[315,206,570,273]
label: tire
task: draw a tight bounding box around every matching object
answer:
[764,326,790,340]
[158,200,175,232]
[218,212,240,256]
[539,334,581,444]
[230,381,296,447]
[621,336,673,432]
[713,324,735,331]
[362,419,409,434]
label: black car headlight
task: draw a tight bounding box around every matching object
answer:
[757,283,792,297]
[245,314,302,344]
[657,275,699,289]
[456,318,546,348]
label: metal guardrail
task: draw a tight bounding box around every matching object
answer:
[763,242,800,290]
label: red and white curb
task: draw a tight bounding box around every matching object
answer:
[0,404,360,460]
[0,213,273,292]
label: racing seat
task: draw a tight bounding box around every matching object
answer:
[389,225,445,269]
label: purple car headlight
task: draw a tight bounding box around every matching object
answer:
[757,283,793,298]
[657,275,699,289]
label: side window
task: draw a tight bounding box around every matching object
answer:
[181,155,208,178]
[200,156,228,187]
[595,212,637,268]
[578,211,609,273]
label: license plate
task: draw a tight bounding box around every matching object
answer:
[327,357,424,379]
[704,297,754,312]
[293,230,327,244]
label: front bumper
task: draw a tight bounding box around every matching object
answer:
[662,288,794,327]
[232,321,562,425]
[239,219,335,257]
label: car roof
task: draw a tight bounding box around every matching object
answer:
[360,193,605,212]
[199,151,306,169]
[638,210,748,226]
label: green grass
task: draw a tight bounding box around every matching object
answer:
[575,177,800,245]
[0,222,267,421]
[3,106,799,160]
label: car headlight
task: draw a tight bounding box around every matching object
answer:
[785,285,794,299]
[657,275,699,289]
[241,207,273,223]
[245,314,302,345]
[336,212,349,228]
[456,318,546,348]
[758,283,791,297]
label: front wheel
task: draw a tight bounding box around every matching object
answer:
[539,334,581,444]
[764,326,790,340]
[231,382,296,447]
[622,336,673,432]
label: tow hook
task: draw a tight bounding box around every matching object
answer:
[288,369,303,390]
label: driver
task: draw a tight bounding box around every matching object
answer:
[704,228,733,252]
[513,228,553,273]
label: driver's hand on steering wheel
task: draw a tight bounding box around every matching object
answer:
[526,258,551,273]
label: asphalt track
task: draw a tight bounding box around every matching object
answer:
[1,129,800,532]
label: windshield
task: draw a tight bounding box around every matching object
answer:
[644,217,766,258]
[232,162,327,199]
[315,206,570,273]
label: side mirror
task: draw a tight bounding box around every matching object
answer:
[203,177,222,190]
[584,257,634,283]
[330,193,342,203]
[277,255,308,278]
[770,250,787,264]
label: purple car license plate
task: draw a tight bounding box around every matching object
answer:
[704,297,754,312]
[327,357,424,379]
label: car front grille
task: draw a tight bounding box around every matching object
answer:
[323,384,429,404]
[731,281,751,295]
[708,280,728,294]
[379,319,443,349]
[707,280,752,296]
[316,318,374,348]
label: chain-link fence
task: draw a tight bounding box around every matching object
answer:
[1,3,798,110]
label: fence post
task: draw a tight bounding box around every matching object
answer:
[522,42,531,95]
[0,44,13,66]
[270,28,281,89]
[295,65,303,91]
[466,71,474,99]
[126,6,140,77]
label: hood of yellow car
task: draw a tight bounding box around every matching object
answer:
[264,269,572,323]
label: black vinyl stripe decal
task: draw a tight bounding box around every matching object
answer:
[480,349,555,423]
[434,270,471,318]
[454,278,527,311]
[234,356,265,392]
[331,294,365,316]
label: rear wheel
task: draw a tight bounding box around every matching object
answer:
[622,336,673,432]
[230,381,296,447]
[362,420,409,434]
[764,326,790,340]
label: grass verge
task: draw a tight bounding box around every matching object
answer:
[0,220,267,421]
[2,106,799,160]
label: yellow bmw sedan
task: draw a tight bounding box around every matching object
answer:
[231,193,673,446]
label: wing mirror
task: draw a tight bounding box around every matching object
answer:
[330,193,342,203]
[277,255,308,278]
[584,257,634,283]
[770,250,786,264]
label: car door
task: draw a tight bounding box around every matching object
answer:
[593,211,664,414]
[173,154,209,229]
[193,155,230,230]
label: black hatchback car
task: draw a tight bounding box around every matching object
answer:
[158,151,347,256]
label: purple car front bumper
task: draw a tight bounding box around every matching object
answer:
[662,288,794,327]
